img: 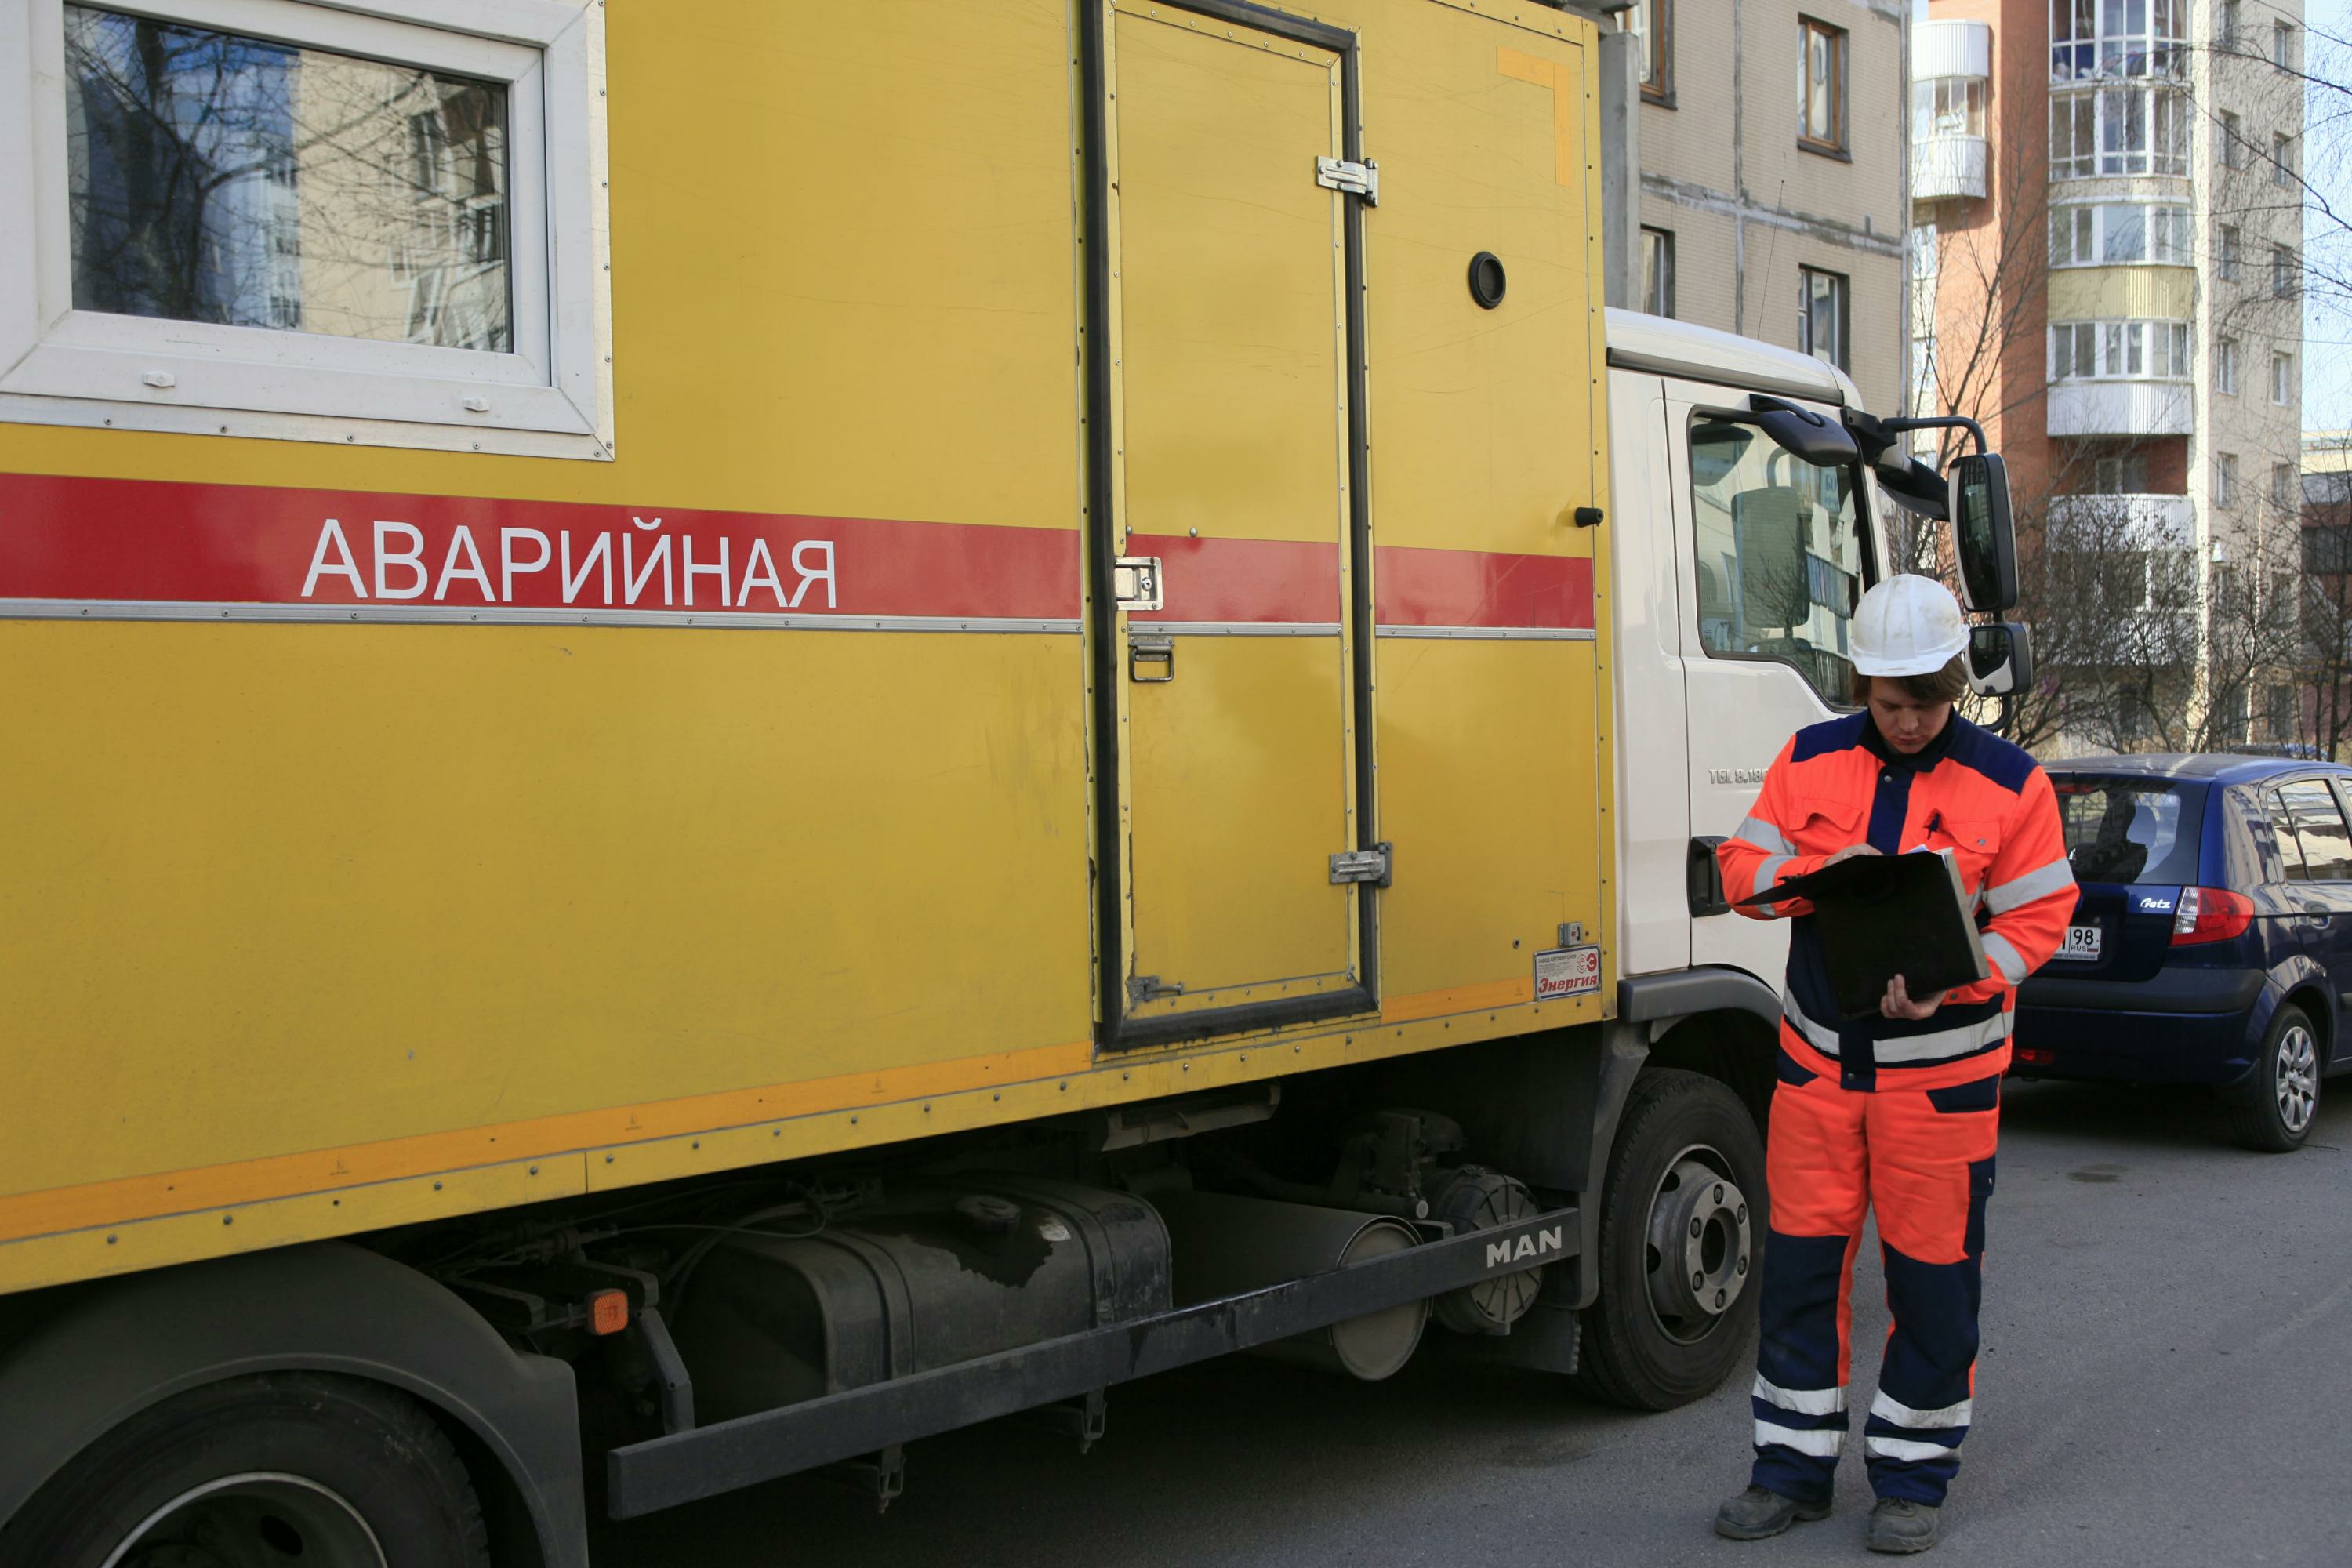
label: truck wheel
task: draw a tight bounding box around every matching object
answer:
[1573,1068,1765,1410]
[2227,1003,2320,1153]
[0,1372,491,1568]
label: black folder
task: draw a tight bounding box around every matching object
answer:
[1737,848,1990,1022]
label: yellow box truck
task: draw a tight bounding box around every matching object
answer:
[0,1,2023,1561]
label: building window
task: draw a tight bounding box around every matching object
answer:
[2274,132,2296,187]
[1628,0,1672,102]
[2274,463,2298,512]
[2275,244,2300,298]
[2221,0,2241,50]
[1640,227,1675,318]
[1798,17,1846,152]
[2217,336,2240,395]
[1800,267,1848,369]
[2049,202,2193,266]
[1910,335,1940,419]
[2050,0,2188,81]
[2093,451,2151,494]
[2274,20,2296,71]
[2216,452,2239,507]
[2220,223,2243,280]
[2221,110,2245,169]
[1909,223,1938,281]
[2050,319,2192,380]
[2049,85,2190,178]
[1,0,611,458]
[1911,76,1986,141]
[2274,351,2296,405]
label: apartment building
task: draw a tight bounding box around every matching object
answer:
[1613,0,1911,414]
[1912,0,2308,750]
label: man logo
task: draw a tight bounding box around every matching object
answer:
[1485,1226,1564,1268]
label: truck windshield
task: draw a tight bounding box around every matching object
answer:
[1688,416,1864,701]
[2053,776,2204,885]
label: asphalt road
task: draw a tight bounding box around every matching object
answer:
[594,1078,2352,1567]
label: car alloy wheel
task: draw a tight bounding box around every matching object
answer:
[2275,1022,2319,1135]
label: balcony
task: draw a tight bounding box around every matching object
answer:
[1916,19,1991,79]
[2047,379,2194,438]
[1914,135,1988,201]
[2049,493,2196,548]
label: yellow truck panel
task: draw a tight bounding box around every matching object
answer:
[0,0,1613,1294]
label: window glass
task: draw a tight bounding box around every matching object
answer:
[1799,19,1843,147]
[2267,789,2310,880]
[2217,452,2238,506]
[1641,227,1675,318]
[1687,416,1864,702]
[2281,781,2352,881]
[2273,352,2294,405]
[2220,224,2242,278]
[1800,267,1847,369]
[2218,336,2239,394]
[64,5,512,351]
[2054,778,2202,884]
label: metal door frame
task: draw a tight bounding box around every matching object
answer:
[1082,0,1380,1051]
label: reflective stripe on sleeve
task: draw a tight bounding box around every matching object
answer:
[1871,1390,1973,1430]
[1756,1421,1846,1457]
[1980,931,2028,986]
[1782,990,1842,1056]
[1755,1375,1848,1417]
[1871,1009,2013,1063]
[1865,1434,1959,1463]
[1986,857,2076,914]
[1752,855,1793,893]
[1738,815,1794,855]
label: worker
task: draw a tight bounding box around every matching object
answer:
[1709,574,2077,1555]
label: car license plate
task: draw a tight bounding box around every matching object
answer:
[2053,924,2102,961]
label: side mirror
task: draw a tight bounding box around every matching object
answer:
[1750,394,1860,467]
[1966,621,2032,698]
[1948,453,2019,612]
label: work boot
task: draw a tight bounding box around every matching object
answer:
[1713,1485,1830,1541]
[1867,1497,1942,1554]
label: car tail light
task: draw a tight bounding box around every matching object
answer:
[2172,887,2256,946]
[2016,1047,2055,1066]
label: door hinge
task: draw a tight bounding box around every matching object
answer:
[1127,973,1184,1004]
[1329,842,1394,888]
[1113,556,1163,612]
[1315,156,1379,205]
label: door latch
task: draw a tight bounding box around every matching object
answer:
[1127,973,1184,1004]
[1329,842,1394,887]
[1128,633,1174,682]
[1315,156,1380,205]
[1113,556,1163,612]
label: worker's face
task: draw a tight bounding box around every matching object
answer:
[1866,681,1953,754]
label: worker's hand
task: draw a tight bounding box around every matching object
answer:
[1823,844,1882,868]
[1882,974,1947,1021]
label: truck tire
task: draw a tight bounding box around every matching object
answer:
[1573,1068,1766,1410]
[0,1371,492,1568]
[2227,1003,2320,1153]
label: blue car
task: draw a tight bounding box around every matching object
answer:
[2011,754,2352,1152]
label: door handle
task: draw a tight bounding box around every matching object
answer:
[1128,633,1174,683]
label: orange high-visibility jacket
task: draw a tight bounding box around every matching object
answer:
[1717,713,2078,1091]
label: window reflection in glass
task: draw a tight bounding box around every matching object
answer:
[64,5,511,351]
[1688,417,1864,702]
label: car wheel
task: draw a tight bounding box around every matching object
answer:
[2227,1003,2321,1154]
[1573,1068,1765,1410]
[0,1372,492,1568]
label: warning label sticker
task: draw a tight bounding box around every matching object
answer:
[1534,945,1602,1002]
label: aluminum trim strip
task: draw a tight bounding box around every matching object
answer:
[1136,621,1341,637]
[0,600,1083,634]
[1374,625,1596,641]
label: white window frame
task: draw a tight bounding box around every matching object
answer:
[0,0,612,459]
[2049,201,2193,267]
[2216,452,2238,508]
[2273,350,2295,405]
[2216,335,2239,395]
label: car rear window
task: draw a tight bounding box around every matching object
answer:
[2052,776,2204,885]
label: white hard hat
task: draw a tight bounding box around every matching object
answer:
[1850,574,1969,677]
